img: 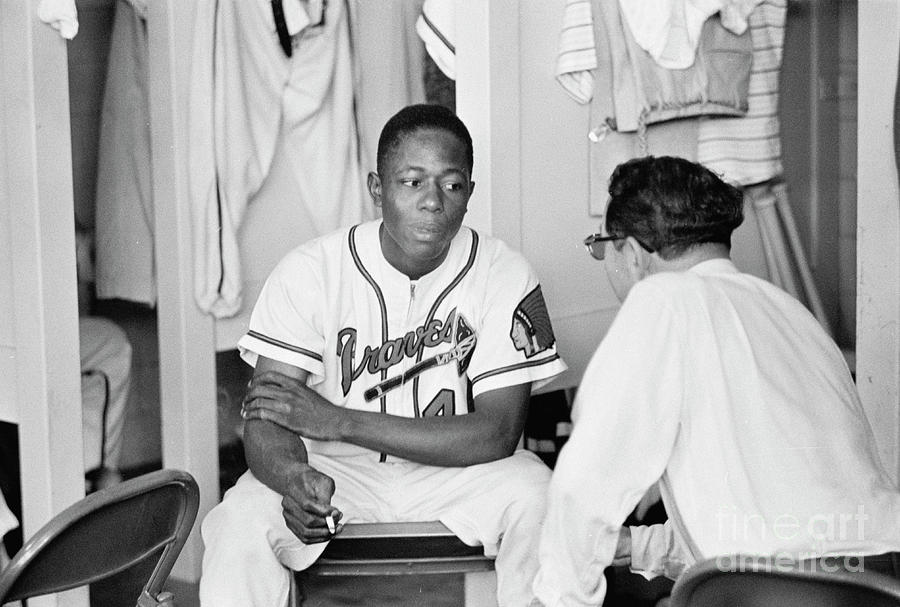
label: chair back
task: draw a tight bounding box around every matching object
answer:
[670,555,900,607]
[0,469,199,605]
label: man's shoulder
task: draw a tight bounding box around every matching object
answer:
[636,270,701,296]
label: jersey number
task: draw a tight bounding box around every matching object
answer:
[422,389,455,417]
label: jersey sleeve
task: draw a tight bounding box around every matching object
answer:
[237,247,326,382]
[467,248,567,398]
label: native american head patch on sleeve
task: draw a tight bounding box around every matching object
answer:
[509,285,556,358]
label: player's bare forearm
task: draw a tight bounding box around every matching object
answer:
[339,411,514,465]
[338,383,530,466]
[243,356,319,495]
[243,418,312,496]
[242,361,532,466]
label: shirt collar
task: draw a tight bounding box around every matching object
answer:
[688,257,740,276]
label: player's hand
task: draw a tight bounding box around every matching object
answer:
[242,370,346,441]
[282,465,344,544]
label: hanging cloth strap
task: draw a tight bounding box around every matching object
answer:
[271,0,293,57]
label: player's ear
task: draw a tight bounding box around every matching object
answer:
[367,171,383,207]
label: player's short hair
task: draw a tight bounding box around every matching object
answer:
[377,104,474,177]
[605,155,744,260]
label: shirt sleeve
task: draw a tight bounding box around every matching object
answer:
[629,520,692,581]
[237,248,327,382]
[532,281,684,607]
[466,249,567,398]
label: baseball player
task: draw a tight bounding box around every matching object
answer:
[199,104,567,607]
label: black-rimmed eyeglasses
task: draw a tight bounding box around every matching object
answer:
[583,233,654,260]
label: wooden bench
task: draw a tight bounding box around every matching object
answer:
[291,521,498,606]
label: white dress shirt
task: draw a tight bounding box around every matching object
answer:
[534,258,900,606]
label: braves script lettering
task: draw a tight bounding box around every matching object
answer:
[336,308,460,396]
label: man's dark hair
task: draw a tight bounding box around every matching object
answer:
[377,104,474,177]
[605,155,743,259]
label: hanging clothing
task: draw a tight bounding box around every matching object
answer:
[214,1,428,347]
[37,0,78,39]
[189,0,371,319]
[697,0,787,187]
[348,0,427,173]
[556,0,748,215]
[555,0,596,105]
[94,0,154,306]
[556,0,752,134]
[416,0,455,80]
[80,317,132,474]
[617,0,765,70]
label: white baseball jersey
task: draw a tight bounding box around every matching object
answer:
[238,219,567,462]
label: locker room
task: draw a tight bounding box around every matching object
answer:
[2,0,899,605]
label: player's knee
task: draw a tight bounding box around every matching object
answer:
[508,450,552,488]
[498,454,551,517]
[202,495,270,555]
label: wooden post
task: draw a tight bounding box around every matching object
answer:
[1,1,87,605]
[857,1,900,482]
[455,0,522,245]
[147,0,220,580]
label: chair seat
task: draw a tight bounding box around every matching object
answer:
[670,555,900,607]
[305,521,494,577]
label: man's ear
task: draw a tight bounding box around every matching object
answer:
[623,236,651,280]
[367,171,382,207]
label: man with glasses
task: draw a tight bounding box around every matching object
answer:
[531,155,900,607]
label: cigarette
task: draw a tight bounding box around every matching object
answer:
[325,514,336,534]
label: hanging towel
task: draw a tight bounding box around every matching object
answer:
[37,0,78,39]
[416,0,455,80]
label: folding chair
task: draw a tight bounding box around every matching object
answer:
[0,468,199,607]
[293,521,497,606]
[670,554,900,607]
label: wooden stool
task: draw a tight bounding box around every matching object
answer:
[291,521,498,606]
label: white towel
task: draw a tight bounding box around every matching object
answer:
[37,0,78,39]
